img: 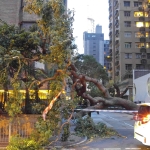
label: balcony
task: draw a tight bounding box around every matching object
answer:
[109,23,112,28]
[108,66,112,71]
[115,39,119,45]
[121,70,133,80]
[140,46,146,53]
[109,5,112,11]
[115,30,119,37]
[139,27,145,32]
[141,52,147,59]
[138,6,144,11]
[115,60,119,66]
[114,0,118,7]
[115,10,118,16]
[115,50,119,55]
[109,48,112,54]
[109,14,112,19]
[140,36,146,42]
[109,31,112,36]
[139,16,145,21]
[141,59,147,64]
[115,71,119,76]
[115,20,119,26]
[106,56,112,62]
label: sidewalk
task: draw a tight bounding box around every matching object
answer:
[44,122,87,149]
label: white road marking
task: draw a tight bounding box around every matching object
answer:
[125,148,141,149]
[99,113,134,128]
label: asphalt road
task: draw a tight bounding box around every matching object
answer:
[64,112,150,150]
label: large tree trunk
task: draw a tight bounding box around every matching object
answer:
[69,63,138,112]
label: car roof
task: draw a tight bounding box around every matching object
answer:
[139,103,150,106]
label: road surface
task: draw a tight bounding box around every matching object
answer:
[64,112,150,150]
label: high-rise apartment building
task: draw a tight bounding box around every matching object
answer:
[83,25,104,66]
[108,0,150,99]
[0,0,67,29]
[104,40,111,71]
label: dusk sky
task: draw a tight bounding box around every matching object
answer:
[68,0,109,54]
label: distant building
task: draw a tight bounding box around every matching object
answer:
[83,25,104,66]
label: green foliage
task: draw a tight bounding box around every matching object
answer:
[61,124,70,141]
[89,84,104,97]
[74,54,108,81]
[74,116,118,139]
[0,0,76,149]
[7,136,42,150]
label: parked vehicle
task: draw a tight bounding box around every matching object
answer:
[134,103,150,146]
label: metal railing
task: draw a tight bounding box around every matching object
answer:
[0,115,39,145]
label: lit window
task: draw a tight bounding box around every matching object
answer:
[134,12,143,17]
[145,12,148,17]
[146,32,149,37]
[146,43,150,48]
[136,22,144,27]
[135,43,144,48]
[135,32,141,37]
[145,22,150,27]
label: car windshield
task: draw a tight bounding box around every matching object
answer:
[138,106,150,115]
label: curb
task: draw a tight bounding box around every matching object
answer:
[66,136,87,147]
[45,136,87,149]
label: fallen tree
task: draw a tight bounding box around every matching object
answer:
[69,62,139,115]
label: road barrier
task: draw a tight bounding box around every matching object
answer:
[75,109,138,113]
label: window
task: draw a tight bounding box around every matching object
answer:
[124,31,131,37]
[147,53,150,59]
[136,64,144,69]
[124,1,130,7]
[145,12,149,17]
[124,21,131,27]
[92,35,96,37]
[145,22,150,27]
[125,64,132,70]
[125,42,131,48]
[124,11,130,17]
[136,22,144,27]
[146,43,150,48]
[135,32,142,37]
[136,53,141,59]
[134,2,139,7]
[146,32,149,37]
[135,42,144,48]
[125,53,132,59]
[134,12,143,17]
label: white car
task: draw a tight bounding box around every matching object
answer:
[134,103,150,146]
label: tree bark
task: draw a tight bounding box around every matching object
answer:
[69,64,138,111]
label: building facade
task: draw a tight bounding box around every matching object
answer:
[83,25,104,66]
[0,0,67,29]
[108,0,150,99]
[104,40,111,71]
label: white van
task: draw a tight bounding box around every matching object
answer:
[134,103,150,146]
